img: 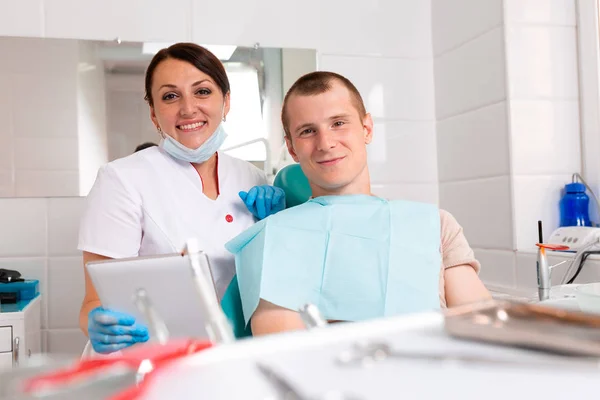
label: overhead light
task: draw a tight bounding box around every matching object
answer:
[142,42,237,61]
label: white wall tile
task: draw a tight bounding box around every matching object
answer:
[431,0,503,55]
[0,1,43,37]
[0,74,11,140]
[14,138,79,171]
[0,258,48,329]
[504,0,576,26]
[437,102,510,182]
[512,174,572,251]
[0,170,14,197]
[13,103,78,139]
[41,330,48,353]
[46,329,87,355]
[515,252,539,292]
[45,0,191,42]
[320,0,432,58]
[506,26,578,99]
[439,176,513,249]
[372,183,439,205]
[0,198,46,257]
[47,257,84,330]
[0,37,78,76]
[0,135,13,170]
[191,0,321,49]
[11,73,78,138]
[14,171,80,197]
[320,55,435,121]
[368,121,437,184]
[510,100,580,175]
[48,198,86,256]
[434,27,506,119]
[107,90,145,160]
[473,249,516,288]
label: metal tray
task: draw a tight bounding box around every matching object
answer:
[444,300,600,357]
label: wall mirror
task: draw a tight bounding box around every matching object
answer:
[0,36,316,197]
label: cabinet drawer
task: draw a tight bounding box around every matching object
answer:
[0,327,12,352]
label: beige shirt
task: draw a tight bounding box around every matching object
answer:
[439,209,480,308]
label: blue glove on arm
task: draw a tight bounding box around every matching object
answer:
[239,185,286,220]
[88,307,149,354]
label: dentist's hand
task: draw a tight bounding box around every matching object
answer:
[239,185,286,220]
[88,307,149,354]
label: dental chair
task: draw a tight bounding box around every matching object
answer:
[82,164,311,357]
[222,163,312,338]
[272,163,311,208]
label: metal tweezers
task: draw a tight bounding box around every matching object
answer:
[335,341,600,371]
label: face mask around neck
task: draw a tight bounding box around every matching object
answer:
[158,121,228,163]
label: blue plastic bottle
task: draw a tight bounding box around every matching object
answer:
[559,182,592,227]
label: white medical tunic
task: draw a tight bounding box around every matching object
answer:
[78,147,267,298]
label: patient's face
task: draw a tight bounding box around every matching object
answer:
[285,81,373,194]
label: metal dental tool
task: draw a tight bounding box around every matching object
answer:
[133,288,170,345]
[184,238,235,344]
[536,221,569,301]
[299,304,328,329]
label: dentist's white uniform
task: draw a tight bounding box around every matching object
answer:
[78,146,267,298]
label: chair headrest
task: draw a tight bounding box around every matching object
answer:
[273,164,312,208]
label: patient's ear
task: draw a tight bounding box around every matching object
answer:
[285,136,299,162]
[363,113,374,144]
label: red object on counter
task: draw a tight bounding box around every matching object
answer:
[23,339,212,399]
[535,243,570,251]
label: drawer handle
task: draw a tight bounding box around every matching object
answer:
[13,337,19,367]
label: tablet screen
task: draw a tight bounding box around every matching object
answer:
[86,253,219,340]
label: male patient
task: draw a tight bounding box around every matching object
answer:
[225,71,491,336]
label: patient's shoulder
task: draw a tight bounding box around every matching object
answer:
[439,209,461,236]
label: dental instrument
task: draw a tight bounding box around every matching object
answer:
[184,238,235,344]
[299,304,328,329]
[536,221,569,301]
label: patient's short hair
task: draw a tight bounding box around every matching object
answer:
[281,71,367,138]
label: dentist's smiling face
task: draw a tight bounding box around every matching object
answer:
[149,58,230,150]
[285,80,373,195]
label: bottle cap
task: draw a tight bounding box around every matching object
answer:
[565,182,586,193]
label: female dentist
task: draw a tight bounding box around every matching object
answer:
[78,43,284,354]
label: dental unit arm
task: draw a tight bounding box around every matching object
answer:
[536,244,568,301]
[537,221,569,301]
[536,172,600,301]
[537,220,600,301]
[184,238,235,344]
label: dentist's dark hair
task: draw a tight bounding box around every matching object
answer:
[144,43,230,107]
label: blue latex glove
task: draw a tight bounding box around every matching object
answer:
[88,307,149,354]
[239,185,286,220]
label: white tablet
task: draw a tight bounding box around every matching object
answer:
[86,253,218,340]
